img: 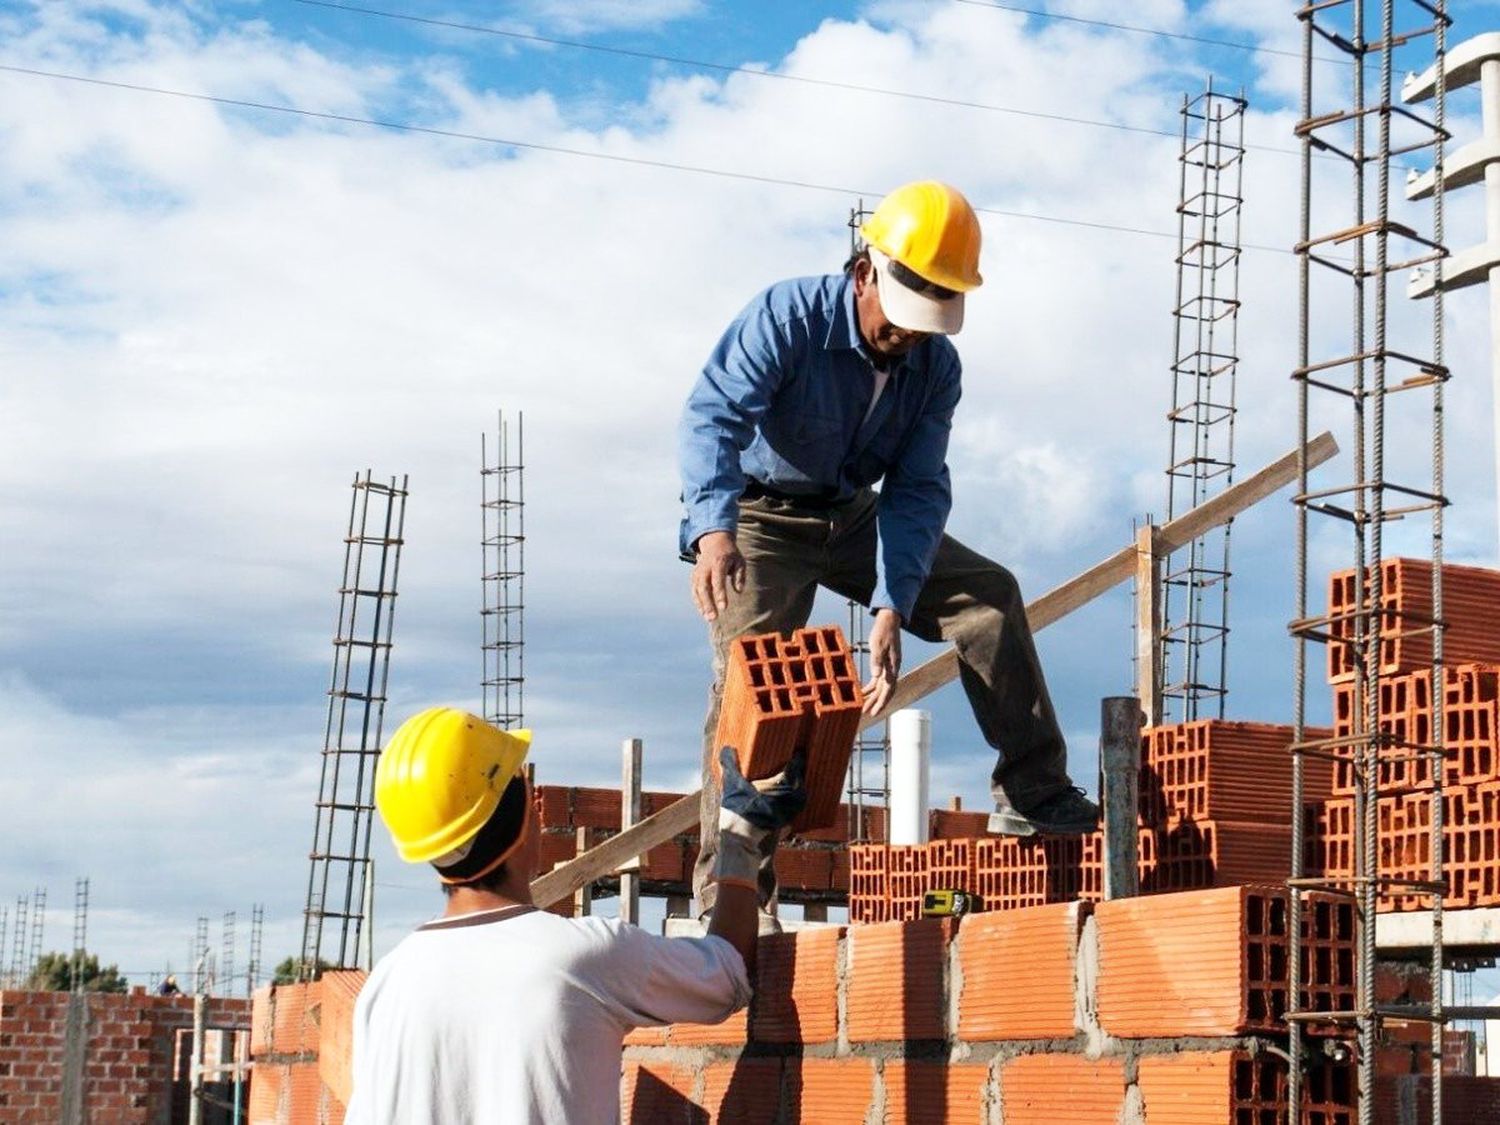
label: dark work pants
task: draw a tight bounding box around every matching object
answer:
[692,488,1072,913]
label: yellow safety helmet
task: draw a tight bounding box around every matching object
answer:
[860,180,984,294]
[375,707,532,866]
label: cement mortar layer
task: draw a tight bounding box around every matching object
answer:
[622,1033,1281,1068]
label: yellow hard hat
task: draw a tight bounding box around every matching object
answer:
[860,181,983,293]
[375,707,532,865]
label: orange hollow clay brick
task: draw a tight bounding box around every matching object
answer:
[845,918,953,1043]
[786,1058,877,1125]
[271,981,318,1056]
[773,845,835,892]
[1000,1054,1125,1125]
[620,1061,700,1124]
[850,842,890,924]
[887,843,929,921]
[699,1057,783,1124]
[1138,1047,1355,1124]
[664,1005,748,1048]
[250,984,275,1057]
[247,1061,285,1123]
[881,1060,989,1125]
[1096,885,1354,1038]
[1327,558,1500,684]
[712,626,864,831]
[317,970,367,1109]
[750,927,841,1044]
[1140,720,1334,825]
[956,902,1082,1041]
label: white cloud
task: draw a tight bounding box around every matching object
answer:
[0,0,1493,973]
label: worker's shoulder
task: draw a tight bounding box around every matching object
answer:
[743,273,846,331]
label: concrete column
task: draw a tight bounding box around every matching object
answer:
[1100,697,1143,901]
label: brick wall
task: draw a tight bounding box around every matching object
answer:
[246,971,367,1125]
[0,987,250,1124]
[619,886,1376,1123]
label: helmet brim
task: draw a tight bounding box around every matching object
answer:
[869,248,965,335]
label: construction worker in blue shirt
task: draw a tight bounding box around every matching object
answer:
[679,180,1101,919]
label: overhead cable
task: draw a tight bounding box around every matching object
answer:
[288,0,1310,160]
[0,61,1295,254]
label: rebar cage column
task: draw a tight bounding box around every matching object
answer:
[1161,79,1247,724]
[1287,2,1451,1121]
[301,472,408,975]
[482,413,525,730]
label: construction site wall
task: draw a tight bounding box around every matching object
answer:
[0,987,249,1124]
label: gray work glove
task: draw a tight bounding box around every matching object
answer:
[714,746,809,890]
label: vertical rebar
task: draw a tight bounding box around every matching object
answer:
[1162,79,1246,723]
[10,897,28,987]
[482,413,525,730]
[26,888,44,984]
[221,912,235,1001]
[301,471,406,975]
[70,878,88,994]
[1290,3,1450,1118]
[247,904,264,999]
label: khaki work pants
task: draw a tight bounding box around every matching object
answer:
[692,488,1071,913]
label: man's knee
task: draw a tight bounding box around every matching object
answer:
[973,561,1021,611]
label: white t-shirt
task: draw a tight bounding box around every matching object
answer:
[343,905,750,1125]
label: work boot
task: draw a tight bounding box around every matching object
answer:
[987,787,1101,837]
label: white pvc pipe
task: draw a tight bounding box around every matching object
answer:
[888,709,931,845]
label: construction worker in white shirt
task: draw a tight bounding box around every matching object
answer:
[344,706,807,1125]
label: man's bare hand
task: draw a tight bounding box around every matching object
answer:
[691,531,746,622]
[862,609,902,716]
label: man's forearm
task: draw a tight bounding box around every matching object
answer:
[707,881,759,976]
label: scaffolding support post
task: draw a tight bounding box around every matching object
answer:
[1100,697,1142,901]
[1134,525,1163,727]
[619,739,643,926]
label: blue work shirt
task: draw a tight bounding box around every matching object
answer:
[678,272,961,622]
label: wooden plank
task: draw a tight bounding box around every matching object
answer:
[530,431,1339,909]
[531,794,699,908]
[1134,524,1162,726]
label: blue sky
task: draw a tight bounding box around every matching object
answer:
[2,0,1499,997]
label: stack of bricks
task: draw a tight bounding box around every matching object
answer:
[714,626,864,831]
[247,970,366,1125]
[0,987,249,1123]
[1306,558,1500,912]
[620,885,1383,1123]
[849,719,1327,919]
[534,785,898,910]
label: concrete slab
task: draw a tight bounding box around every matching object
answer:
[1376,907,1500,956]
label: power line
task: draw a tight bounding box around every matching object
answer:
[0,61,1294,254]
[951,0,1349,65]
[287,0,1309,161]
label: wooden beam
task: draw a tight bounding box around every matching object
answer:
[1134,524,1163,727]
[530,431,1338,910]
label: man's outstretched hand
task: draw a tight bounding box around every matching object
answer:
[862,609,902,717]
[692,531,746,622]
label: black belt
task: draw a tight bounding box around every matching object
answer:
[741,479,855,512]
